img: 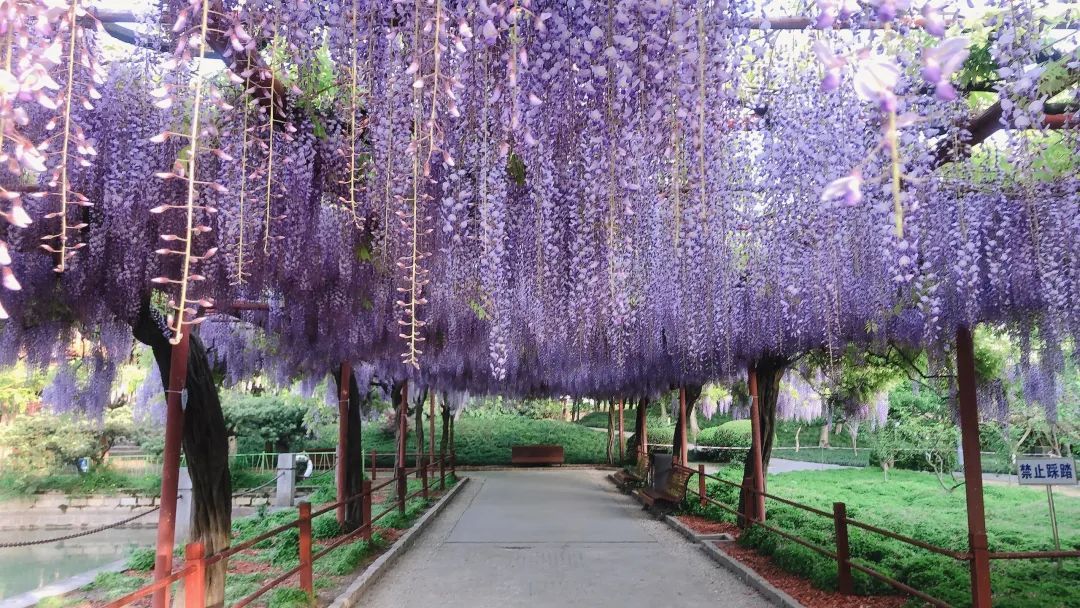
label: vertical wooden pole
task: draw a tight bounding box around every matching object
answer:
[397,380,408,514]
[429,391,436,474]
[833,502,853,594]
[371,449,377,480]
[678,386,688,465]
[360,480,372,541]
[336,361,351,527]
[182,542,205,608]
[748,365,766,522]
[618,398,625,462]
[298,502,313,596]
[956,325,993,608]
[639,398,649,458]
[698,464,706,508]
[153,327,190,608]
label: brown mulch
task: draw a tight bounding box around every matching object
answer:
[675,516,907,608]
[678,514,741,536]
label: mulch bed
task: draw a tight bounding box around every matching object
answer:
[676,515,907,608]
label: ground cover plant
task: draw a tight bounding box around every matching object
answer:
[685,466,1079,608]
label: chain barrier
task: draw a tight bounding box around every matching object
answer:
[0,506,160,548]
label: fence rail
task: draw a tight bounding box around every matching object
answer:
[675,463,1078,608]
[103,455,456,608]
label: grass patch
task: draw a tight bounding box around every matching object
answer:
[224,573,265,606]
[125,547,156,571]
[362,413,613,465]
[82,571,146,601]
[686,466,1080,607]
[267,587,312,608]
[314,533,388,575]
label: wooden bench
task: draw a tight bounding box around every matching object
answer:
[613,452,650,488]
[510,445,564,466]
[640,466,692,512]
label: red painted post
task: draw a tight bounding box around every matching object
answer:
[956,326,993,608]
[677,386,688,465]
[183,542,205,608]
[336,361,351,528]
[698,464,706,508]
[360,480,372,541]
[748,365,767,523]
[397,380,408,514]
[833,502,853,594]
[298,502,313,597]
[371,449,377,480]
[618,398,625,463]
[153,327,190,608]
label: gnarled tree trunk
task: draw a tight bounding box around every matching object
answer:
[738,355,790,527]
[133,301,230,607]
[672,385,702,461]
[331,367,364,532]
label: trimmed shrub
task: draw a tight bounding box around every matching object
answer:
[696,420,752,462]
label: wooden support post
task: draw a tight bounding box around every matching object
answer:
[397,380,408,515]
[153,327,190,608]
[371,449,377,480]
[439,450,446,490]
[698,464,707,508]
[429,391,436,475]
[421,457,429,500]
[956,326,993,608]
[748,365,767,523]
[833,502,853,594]
[336,361,351,528]
[360,480,372,541]
[182,542,205,608]
[639,398,649,458]
[678,386,688,465]
[298,502,313,597]
[618,398,625,463]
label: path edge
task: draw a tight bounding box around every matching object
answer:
[328,476,470,608]
[662,515,805,608]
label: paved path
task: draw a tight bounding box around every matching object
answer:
[353,470,771,608]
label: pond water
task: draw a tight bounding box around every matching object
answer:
[0,527,156,600]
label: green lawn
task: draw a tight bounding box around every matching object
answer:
[687,466,1079,608]
[361,413,618,465]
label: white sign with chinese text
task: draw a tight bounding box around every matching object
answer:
[1017,457,1077,486]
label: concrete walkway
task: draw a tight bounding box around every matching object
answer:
[353,470,771,608]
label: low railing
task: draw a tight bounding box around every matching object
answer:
[104,455,455,608]
[676,463,1080,608]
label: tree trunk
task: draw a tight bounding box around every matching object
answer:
[818,424,830,448]
[414,387,426,467]
[634,397,649,457]
[390,381,406,470]
[133,302,230,607]
[440,395,450,462]
[672,385,702,461]
[690,405,700,445]
[331,368,364,532]
[606,400,615,465]
[794,425,802,452]
[738,355,789,526]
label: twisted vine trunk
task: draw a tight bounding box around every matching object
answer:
[331,368,364,532]
[672,385,702,461]
[738,355,790,527]
[133,301,230,608]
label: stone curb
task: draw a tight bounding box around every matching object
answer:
[328,477,470,608]
[455,464,619,471]
[659,515,805,608]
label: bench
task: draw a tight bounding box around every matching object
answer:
[613,452,650,488]
[639,466,692,512]
[511,445,564,466]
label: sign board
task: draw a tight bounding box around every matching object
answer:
[1016,457,1077,486]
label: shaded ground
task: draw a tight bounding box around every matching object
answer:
[354,469,771,608]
